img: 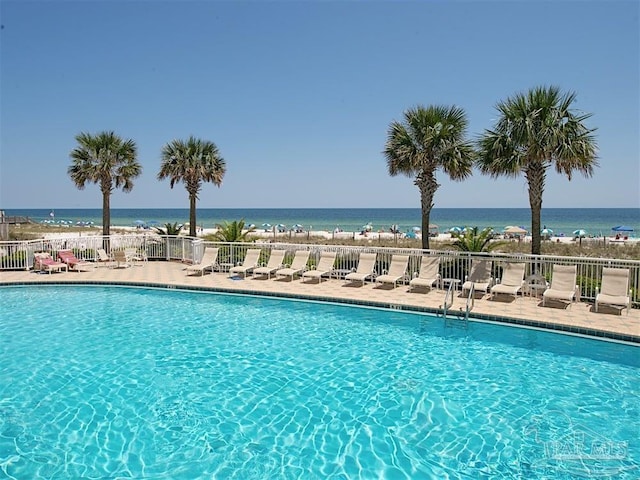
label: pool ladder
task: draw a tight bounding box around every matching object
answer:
[438,282,474,324]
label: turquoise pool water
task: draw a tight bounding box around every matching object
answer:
[0,285,638,479]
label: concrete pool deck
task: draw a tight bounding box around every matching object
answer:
[1,261,638,343]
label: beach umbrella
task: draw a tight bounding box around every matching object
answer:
[449,226,462,234]
[293,224,303,229]
[541,228,553,236]
[412,226,421,232]
[573,229,587,237]
[134,220,145,226]
[503,226,527,235]
[262,223,271,230]
[612,225,634,232]
[276,224,286,232]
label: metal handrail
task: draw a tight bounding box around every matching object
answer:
[440,281,455,319]
[463,283,475,321]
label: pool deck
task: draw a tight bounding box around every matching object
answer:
[1,261,638,343]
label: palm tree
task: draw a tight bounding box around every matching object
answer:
[209,219,256,242]
[384,105,475,249]
[158,136,226,237]
[477,86,598,255]
[68,131,141,237]
[453,227,503,252]
[153,222,183,236]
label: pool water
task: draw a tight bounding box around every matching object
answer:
[0,285,638,479]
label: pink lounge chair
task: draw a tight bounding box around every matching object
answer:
[34,252,67,274]
[58,249,92,272]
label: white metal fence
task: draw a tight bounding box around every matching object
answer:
[1,236,638,306]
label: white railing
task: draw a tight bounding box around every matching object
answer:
[1,237,638,307]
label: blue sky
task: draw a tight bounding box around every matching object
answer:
[1,0,638,209]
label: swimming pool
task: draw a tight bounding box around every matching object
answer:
[1,285,638,479]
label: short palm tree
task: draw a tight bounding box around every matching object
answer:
[210,219,256,242]
[384,105,475,249]
[477,86,598,255]
[154,222,183,236]
[68,131,141,237]
[453,227,501,252]
[158,137,226,237]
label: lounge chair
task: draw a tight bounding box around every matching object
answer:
[112,250,131,269]
[33,252,67,274]
[409,256,441,292]
[186,247,220,276]
[96,248,115,268]
[253,249,286,279]
[275,250,311,281]
[229,248,262,278]
[491,263,526,300]
[595,268,631,315]
[462,260,493,297]
[125,247,147,265]
[542,264,578,308]
[344,252,377,286]
[301,251,337,284]
[57,249,92,272]
[375,255,409,288]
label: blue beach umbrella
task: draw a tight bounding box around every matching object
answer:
[134,220,145,226]
[276,224,286,232]
[573,229,587,238]
[449,226,462,234]
[262,223,271,231]
[612,225,633,232]
[541,228,553,236]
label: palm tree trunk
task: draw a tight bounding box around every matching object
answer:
[416,171,438,250]
[526,165,545,255]
[101,184,111,251]
[189,193,197,237]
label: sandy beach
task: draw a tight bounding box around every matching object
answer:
[36,225,639,246]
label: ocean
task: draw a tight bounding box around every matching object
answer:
[4,208,638,237]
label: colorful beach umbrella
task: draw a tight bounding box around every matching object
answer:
[449,226,462,234]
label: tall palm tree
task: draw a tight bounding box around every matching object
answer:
[477,86,598,255]
[158,136,226,237]
[384,105,475,249]
[68,131,141,237]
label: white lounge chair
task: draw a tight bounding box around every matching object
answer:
[229,248,261,278]
[186,247,220,276]
[344,252,377,286]
[491,263,526,300]
[542,264,578,308]
[112,250,131,269]
[301,251,337,284]
[375,255,409,288]
[595,268,631,315]
[96,248,115,268]
[253,249,286,279]
[275,250,311,281]
[462,259,493,296]
[409,256,441,292]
